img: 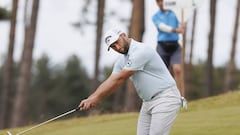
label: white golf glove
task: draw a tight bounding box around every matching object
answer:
[181,96,188,110]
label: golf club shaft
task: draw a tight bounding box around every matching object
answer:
[16,107,79,135]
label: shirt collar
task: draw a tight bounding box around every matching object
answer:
[126,39,137,56]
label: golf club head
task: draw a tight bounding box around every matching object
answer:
[7,131,13,135]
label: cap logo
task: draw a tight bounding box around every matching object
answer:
[105,35,112,45]
[117,30,121,34]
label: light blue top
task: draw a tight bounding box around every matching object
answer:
[112,39,176,101]
[152,9,179,41]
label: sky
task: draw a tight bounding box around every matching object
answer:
[0,0,239,77]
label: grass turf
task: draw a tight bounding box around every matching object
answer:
[1,90,240,135]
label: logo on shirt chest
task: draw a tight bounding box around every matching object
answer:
[126,59,132,67]
[125,55,132,67]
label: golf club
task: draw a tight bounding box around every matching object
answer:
[7,106,81,135]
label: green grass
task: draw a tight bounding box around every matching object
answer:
[171,90,240,135]
[1,90,240,135]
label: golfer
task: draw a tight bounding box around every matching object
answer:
[79,27,182,135]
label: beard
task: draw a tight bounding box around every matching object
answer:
[120,38,129,54]
[112,38,129,54]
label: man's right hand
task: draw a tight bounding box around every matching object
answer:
[79,96,100,111]
[174,22,186,34]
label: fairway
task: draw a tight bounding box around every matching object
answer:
[1,91,240,135]
[171,90,240,135]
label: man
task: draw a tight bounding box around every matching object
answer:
[152,0,186,96]
[79,27,182,135]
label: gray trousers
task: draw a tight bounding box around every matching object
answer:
[137,86,181,135]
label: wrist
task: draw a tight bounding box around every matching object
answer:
[172,28,176,33]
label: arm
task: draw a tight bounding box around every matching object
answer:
[158,22,186,34]
[152,11,186,34]
[79,69,135,110]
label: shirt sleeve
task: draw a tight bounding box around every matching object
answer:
[152,14,161,29]
[112,57,124,74]
[158,23,174,33]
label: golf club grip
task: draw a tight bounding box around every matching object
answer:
[75,106,80,111]
[75,105,83,111]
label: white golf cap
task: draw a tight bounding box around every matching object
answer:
[104,27,124,51]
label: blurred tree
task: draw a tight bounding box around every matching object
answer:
[0,6,11,20]
[181,13,186,97]
[224,0,240,92]
[0,0,18,129]
[72,0,131,113]
[188,63,205,100]
[214,67,225,94]
[73,0,130,73]
[71,0,95,34]
[205,0,217,97]
[11,0,40,127]
[124,0,145,112]
[46,55,90,117]
[63,55,90,108]
[0,66,3,108]
[185,10,197,99]
[28,54,53,122]
[93,0,105,90]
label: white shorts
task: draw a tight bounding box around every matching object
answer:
[137,86,181,135]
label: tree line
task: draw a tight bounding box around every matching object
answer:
[0,0,239,129]
[0,53,239,129]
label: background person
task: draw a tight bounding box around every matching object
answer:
[79,27,182,135]
[152,0,186,96]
